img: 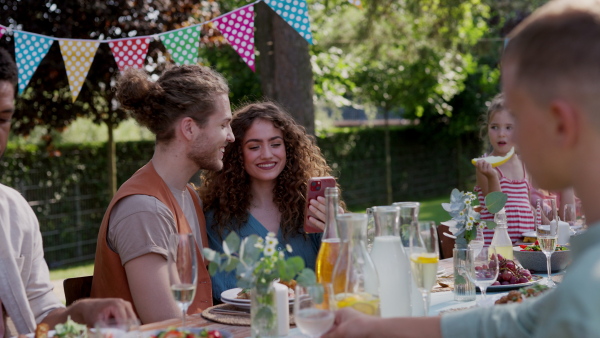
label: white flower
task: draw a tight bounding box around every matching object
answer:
[466,221,473,230]
[478,222,486,229]
[254,242,264,249]
[459,211,464,216]
[286,244,293,253]
[266,237,278,247]
[267,232,276,238]
[264,245,275,256]
[279,251,285,259]
[257,237,264,244]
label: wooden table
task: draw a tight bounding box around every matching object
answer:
[139,314,251,337]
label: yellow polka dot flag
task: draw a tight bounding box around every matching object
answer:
[58,40,100,102]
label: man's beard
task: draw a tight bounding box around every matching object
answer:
[187,146,223,172]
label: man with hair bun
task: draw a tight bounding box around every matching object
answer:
[323,0,600,337]
[0,48,137,336]
[91,65,234,324]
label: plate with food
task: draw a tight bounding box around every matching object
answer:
[145,327,232,338]
[482,275,543,292]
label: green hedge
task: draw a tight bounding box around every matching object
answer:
[1,127,480,267]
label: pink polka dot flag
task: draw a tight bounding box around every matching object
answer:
[109,37,150,72]
[0,26,5,40]
[58,40,101,102]
[213,5,255,72]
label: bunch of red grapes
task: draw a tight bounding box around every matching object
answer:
[492,254,533,286]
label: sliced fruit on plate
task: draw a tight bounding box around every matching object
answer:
[471,147,515,167]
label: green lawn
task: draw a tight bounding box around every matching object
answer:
[49,195,451,281]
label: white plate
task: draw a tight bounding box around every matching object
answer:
[221,297,252,309]
[479,275,542,292]
[221,288,250,303]
[221,287,295,303]
[522,231,537,238]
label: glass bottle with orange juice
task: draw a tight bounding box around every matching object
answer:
[315,187,341,285]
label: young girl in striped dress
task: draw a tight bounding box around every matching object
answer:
[474,93,535,245]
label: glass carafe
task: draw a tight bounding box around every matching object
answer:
[490,208,513,260]
[369,206,411,317]
[316,187,341,285]
[393,201,425,316]
[331,213,380,316]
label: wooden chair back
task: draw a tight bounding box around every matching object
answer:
[437,223,455,259]
[63,275,93,306]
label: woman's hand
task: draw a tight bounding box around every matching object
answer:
[307,196,327,231]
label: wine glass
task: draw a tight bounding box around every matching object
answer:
[536,216,558,288]
[467,246,499,307]
[294,283,335,338]
[168,233,198,328]
[408,221,439,316]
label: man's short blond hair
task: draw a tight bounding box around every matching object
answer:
[503,0,600,127]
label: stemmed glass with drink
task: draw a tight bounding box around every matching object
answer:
[294,283,335,338]
[467,246,499,307]
[168,233,198,328]
[536,201,558,288]
[408,221,439,316]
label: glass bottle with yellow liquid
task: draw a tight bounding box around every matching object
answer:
[316,187,341,285]
[331,213,380,316]
[490,208,514,260]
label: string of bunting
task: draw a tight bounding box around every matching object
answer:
[0,0,313,102]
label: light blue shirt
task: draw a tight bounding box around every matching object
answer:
[441,221,600,337]
[205,210,322,299]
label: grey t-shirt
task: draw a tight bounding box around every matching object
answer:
[107,186,202,266]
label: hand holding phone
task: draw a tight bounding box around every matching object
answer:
[304,176,336,233]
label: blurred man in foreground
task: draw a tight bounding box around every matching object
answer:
[0,48,136,336]
[324,0,600,337]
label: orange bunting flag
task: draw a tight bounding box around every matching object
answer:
[59,40,100,102]
[348,0,362,8]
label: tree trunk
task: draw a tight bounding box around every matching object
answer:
[107,121,117,198]
[255,2,315,135]
[384,109,393,204]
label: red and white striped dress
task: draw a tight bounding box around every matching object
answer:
[474,164,536,245]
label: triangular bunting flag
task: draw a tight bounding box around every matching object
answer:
[213,6,256,72]
[159,26,201,65]
[14,32,54,94]
[109,37,150,72]
[59,40,100,102]
[264,0,313,44]
[348,0,363,8]
[0,26,6,40]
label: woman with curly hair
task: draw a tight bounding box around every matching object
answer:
[199,101,342,298]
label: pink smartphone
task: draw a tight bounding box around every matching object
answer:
[304,176,337,233]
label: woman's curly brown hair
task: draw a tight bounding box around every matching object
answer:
[199,101,343,239]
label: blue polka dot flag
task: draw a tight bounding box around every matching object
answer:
[159,25,201,65]
[14,32,55,95]
[264,0,313,44]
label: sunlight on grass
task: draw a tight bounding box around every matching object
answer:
[49,262,94,281]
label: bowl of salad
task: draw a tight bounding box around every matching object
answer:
[513,242,571,273]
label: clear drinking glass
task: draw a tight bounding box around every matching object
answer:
[294,283,335,338]
[563,204,577,227]
[469,227,485,257]
[167,233,198,328]
[408,221,439,316]
[467,247,499,306]
[536,216,558,288]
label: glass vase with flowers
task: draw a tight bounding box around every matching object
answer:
[203,232,316,338]
[442,189,506,301]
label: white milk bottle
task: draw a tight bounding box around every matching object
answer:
[370,206,411,317]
